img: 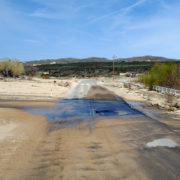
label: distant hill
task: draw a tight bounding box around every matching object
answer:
[24,57,109,66]
[24,55,179,67]
[116,55,177,62]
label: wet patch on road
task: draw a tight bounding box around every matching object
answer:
[22,98,144,130]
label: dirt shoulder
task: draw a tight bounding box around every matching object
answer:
[0,107,49,180]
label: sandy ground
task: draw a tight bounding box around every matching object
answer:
[0,78,79,101]
[0,106,150,180]
[98,78,180,122]
[21,117,151,180]
[0,78,180,179]
[98,78,180,105]
[0,77,77,179]
[0,108,49,180]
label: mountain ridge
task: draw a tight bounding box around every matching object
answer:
[24,55,179,66]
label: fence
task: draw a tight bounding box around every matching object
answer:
[153,86,180,96]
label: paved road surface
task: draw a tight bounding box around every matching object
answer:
[68,80,97,99]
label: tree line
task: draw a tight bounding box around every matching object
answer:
[36,61,156,77]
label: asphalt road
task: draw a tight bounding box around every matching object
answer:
[68,79,97,99]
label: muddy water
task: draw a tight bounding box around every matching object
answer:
[23,98,144,130]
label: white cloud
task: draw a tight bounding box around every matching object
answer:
[0,0,37,35]
[30,9,61,19]
[29,1,92,19]
[87,10,121,24]
[160,0,173,9]
[123,0,146,13]
[87,0,147,24]
[107,0,180,33]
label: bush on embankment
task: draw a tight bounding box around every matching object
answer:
[0,58,24,77]
[139,62,180,90]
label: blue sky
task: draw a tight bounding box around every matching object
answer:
[0,0,180,61]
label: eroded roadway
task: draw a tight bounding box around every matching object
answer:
[15,80,180,179]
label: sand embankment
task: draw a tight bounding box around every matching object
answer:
[0,107,49,179]
[0,78,79,101]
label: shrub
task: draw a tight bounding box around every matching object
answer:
[139,62,180,90]
[0,58,24,77]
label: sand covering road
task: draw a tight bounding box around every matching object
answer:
[1,107,179,180]
[0,79,180,179]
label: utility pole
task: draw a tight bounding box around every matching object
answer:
[112,55,116,80]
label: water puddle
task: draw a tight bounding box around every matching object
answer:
[22,98,143,129]
[92,100,139,116]
[146,138,178,148]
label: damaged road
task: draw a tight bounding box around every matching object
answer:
[0,80,180,180]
